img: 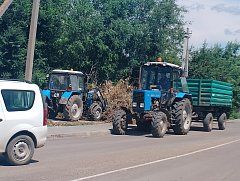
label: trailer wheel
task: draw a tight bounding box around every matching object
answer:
[203,113,213,132]
[172,99,192,135]
[218,113,227,130]
[112,109,128,135]
[151,112,168,138]
[63,95,83,121]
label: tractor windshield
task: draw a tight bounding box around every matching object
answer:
[49,74,84,91]
[140,65,172,90]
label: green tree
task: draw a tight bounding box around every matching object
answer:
[189,42,240,115]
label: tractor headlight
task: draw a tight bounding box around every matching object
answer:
[140,103,144,108]
[132,102,137,107]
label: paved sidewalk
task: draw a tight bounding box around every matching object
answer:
[47,123,112,138]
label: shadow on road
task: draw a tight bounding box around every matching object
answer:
[110,125,175,137]
[190,125,219,132]
[110,123,221,138]
[0,155,39,167]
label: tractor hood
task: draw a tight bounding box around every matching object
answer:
[132,89,161,111]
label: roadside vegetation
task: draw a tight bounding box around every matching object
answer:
[0,0,240,119]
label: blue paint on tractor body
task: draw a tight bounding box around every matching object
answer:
[42,90,50,100]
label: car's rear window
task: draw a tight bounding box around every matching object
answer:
[1,89,35,112]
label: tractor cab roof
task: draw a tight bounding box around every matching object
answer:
[52,69,84,75]
[144,62,182,70]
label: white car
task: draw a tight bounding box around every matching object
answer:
[0,80,47,165]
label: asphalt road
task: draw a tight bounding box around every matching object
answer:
[1,121,240,181]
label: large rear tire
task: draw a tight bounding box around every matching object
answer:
[112,109,128,135]
[172,99,192,135]
[203,113,213,132]
[6,135,34,166]
[63,95,83,121]
[218,113,227,130]
[151,112,168,138]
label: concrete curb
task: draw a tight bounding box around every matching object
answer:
[47,123,112,139]
[47,130,111,139]
[46,119,240,139]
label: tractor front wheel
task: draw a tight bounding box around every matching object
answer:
[112,109,129,135]
[89,102,103,121]
[172,99,192,135]
[63,95,83,121]
[151,112,168,138]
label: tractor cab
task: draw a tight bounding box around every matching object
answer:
[132,62,190,112]
[48,69,85,92]
[140,62,182,91]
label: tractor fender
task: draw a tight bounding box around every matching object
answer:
[86,89,107,110]
[59,91,82,105]
[42,90,51,100]
[42,90,51,99]
[175,92,192,102]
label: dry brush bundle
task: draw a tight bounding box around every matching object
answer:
[100,79,133,121]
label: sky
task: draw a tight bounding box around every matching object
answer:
[177,0,240,48]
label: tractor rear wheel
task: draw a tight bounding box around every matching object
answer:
[151,112,168,138]
[172,99,192,135]
[218,113,227,130]
[63,95,83,121]
[203,113,213,132]
[112,109,128,135]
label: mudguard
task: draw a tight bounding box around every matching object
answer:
[42,90,51,100]
[175,92,192,101]
[86,88,107,110]
[59,91,82,104]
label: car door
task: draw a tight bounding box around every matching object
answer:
[0,89,37,132]
[0,90,7,152]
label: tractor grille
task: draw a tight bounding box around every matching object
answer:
[133,92,144,111]
[133,92,144,103]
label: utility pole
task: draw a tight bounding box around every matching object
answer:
[25,0,40,81]
[0,0,13,17]
[182,28,192,77]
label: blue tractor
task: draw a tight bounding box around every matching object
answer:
[112,61,192,138]
[42,69,107,121]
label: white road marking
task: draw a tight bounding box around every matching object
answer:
[72,138,240,181]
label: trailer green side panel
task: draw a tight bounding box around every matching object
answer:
[187,79,233,107]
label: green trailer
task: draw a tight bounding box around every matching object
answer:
[175,78,233,131]
[187,79,233,131]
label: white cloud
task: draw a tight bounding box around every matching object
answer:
[177,0,240,48]
[212,4,240,15]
